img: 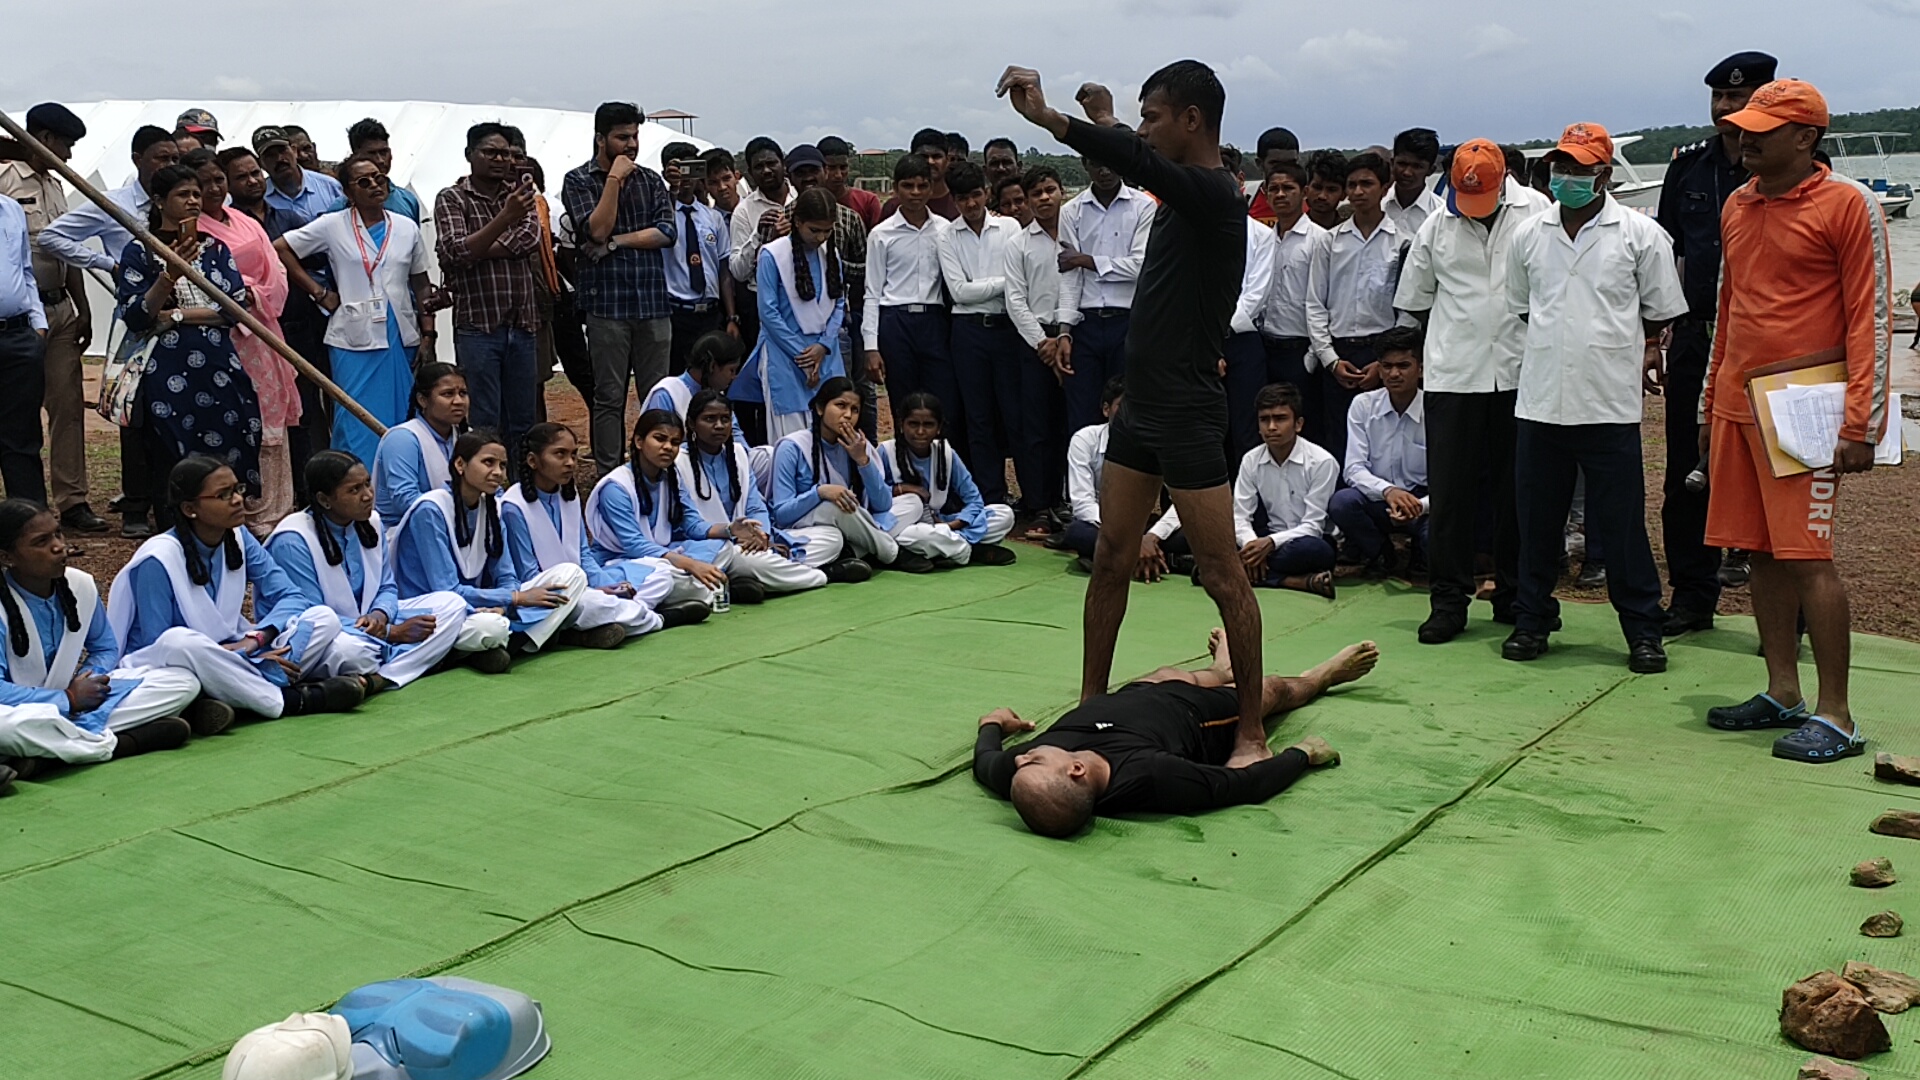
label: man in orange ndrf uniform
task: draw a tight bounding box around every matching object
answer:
[1700,78,1893,763]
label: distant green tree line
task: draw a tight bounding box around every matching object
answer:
[1520,106,1920,163]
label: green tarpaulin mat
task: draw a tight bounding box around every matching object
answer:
[7,557,1920,1079]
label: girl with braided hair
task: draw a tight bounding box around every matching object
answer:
[0,501,202,774]
[644,331,773,496]
[736,187,848,444]
[585,411,728,615]
[675,390,828,603]
[874,392,1019,568]
[390,431,586,664]
[109,456,364,721]
[769,377,908,580]
[499,424,704,641]
[267,451,503,688]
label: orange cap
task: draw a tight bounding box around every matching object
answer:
[1722,78,1830,132]
[1449,139,1506,217]
[1553,122,1613,167]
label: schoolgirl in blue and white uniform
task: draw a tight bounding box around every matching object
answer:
[676,389,828,603]
[371,362,466,540]
[267,451,495,689]
[0,500,201,765]
[769,377,903,579]
[873,392,1018,567]
[586,410,730,611]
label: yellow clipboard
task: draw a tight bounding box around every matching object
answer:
[1743,348,1848,478]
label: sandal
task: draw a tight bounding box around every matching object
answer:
[1305,571,1335,600]
[1706,692,1808,731]
[1771,716,1866,763]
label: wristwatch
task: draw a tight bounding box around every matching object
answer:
[605,237,620,255]
[169,310,185,326]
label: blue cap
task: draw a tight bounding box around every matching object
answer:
[1705,51,1777,90]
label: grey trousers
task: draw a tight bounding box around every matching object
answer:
[583,314,671,475]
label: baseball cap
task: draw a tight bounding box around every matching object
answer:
[177,108,220,135]
[251,126,292,153]
[1721,79,1830,133]
[1448,139,1506,218]
[1551,122,1613,167]
[784,145,826,172]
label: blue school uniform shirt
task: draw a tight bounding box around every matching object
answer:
[642,372,701,418]
[499,489,625,589]
[676,445,819,563]
[264,516,400,622]
[121,531,314,685]
[735,246,845,417]
[770,434,893,531]
[391,498,521,612]
[372,423,455,525]
[875,442,993,544]
[0,572,121,725]
[589,468,726,564]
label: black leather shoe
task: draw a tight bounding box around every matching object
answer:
[1574,560,1607,588]
[728,577,767,604]
[1661,607,1715,637]
[1501,629,1551,662]
[658,600,712,628]
[1418,610,1467,644]
[1628,638,1668,674]
[891,551,937,574]
[969,543,1017,567]
[824,557,873,584]
[61,504,109,533]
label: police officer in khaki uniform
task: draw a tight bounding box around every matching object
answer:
[0,104,107,531]
[1652,50,1776,636]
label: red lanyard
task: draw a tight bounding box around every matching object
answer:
[352,211,392,285]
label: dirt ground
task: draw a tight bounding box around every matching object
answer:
[59,366,1920,644]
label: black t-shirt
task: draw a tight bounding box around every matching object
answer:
[973,681,1310,817]
[1059,119,1247,416]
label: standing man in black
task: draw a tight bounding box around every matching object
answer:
[1652,50,1775,636]
[999,61,1267,765]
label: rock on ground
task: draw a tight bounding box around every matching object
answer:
[1875,752,1920,786]
[1869,810,1920,840]
[1781,970,1892,1059]
[1861,911,1904,938]
[1851,858,1897,887]
[1842,962,1920,1014]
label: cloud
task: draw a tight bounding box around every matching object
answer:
[1217,55,1283,84]
[1466,23,1525,59]
[1654,10,1697,27]
[1296,29,1409,74]
[1119,0,1242,15]
[1863,0,1920,14]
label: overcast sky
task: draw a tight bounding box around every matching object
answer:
[11,1,1919,155]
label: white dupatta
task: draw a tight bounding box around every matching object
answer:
[396,489,492,583]
[108,530,251,648]
[500,485,583,573]
[270,510,385,618]
[768,235,835,336]
[2,569,100,689]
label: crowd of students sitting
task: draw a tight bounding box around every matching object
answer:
[0,345,1022,784]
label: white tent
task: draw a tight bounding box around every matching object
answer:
[2,100,712,352]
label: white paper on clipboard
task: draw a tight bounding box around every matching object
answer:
[1762,385,1903,468]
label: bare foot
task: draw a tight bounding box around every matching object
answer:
[1226,735,1273,769]
[1206,627,1231,676]
[1303,641,1379,689]
[1291,735,1340,767]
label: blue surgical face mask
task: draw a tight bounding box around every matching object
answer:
[1550,172,1600,209]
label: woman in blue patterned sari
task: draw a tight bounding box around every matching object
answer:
[116,164,262,529]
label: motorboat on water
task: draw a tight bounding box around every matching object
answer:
[1822,131,1913,218]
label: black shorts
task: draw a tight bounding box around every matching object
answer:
[1105,399,1230,491]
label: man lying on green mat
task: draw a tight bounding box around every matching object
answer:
[974,630,1377,837]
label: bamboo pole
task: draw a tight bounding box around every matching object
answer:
[0,111,387,435]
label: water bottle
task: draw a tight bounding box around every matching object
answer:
[713,580,730,613]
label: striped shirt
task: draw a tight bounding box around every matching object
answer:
[1707,164,1893,444]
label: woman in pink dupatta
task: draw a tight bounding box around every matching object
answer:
[191,149,303,529]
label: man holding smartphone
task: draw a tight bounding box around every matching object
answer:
[434,122,544,459]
